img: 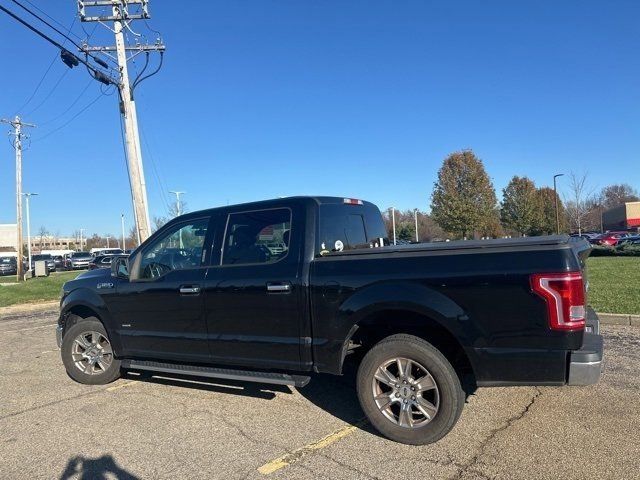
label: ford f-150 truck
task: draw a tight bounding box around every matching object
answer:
[57,196,603,444]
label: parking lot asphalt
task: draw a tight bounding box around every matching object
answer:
[1,310,639,480]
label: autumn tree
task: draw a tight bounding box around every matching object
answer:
[536,187,568,235]
[430,150,497,239]
[500,176,542,236]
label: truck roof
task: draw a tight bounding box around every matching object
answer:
[182,196,377,217]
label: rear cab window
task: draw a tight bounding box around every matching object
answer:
[317,200,388,255]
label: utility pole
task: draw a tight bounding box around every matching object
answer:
[106,235,111,248]
[79,228,85,251]
[414,208,419,243]
[1,116,35,281]
[121,214,126,251]
[78,1,165,243]
[23,192,38,274]
[553,173,564,235]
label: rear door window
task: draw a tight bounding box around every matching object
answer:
[221,208,291,266]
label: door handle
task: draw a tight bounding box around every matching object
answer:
[266,282,291,293]
[179,285,201,295]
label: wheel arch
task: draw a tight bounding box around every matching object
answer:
[59,289,121,354]
[341,307,477,392]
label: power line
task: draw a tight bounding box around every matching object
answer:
[39,78,94,126]
[20,0,83,41]
[23,68,69,116]
[12,14,77,115]
[0,4,118,85]
[32,92,105,143]
[9,0,116,69]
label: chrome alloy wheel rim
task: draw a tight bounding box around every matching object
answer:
[371,357,440,428]
[71,331,113,375]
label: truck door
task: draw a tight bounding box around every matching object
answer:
[111,216,213,362]
[204,205,304,370]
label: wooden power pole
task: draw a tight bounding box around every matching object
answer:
[1,116,35,281]
[78,0,165,243]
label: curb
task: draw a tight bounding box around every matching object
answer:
[598,312,640,327]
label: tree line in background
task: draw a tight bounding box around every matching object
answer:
[384,149,639,241]
[32,152,639,250]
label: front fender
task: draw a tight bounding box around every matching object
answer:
[59,288,123,356]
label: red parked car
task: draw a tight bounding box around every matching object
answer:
[595,232,630,246]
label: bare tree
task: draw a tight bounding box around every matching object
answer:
[564,172,595,234]
[38,226,49,250]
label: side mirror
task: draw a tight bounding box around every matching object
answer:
[111,256,129,279]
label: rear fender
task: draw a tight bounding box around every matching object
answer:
[324,281,475,374]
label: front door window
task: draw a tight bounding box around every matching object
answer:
[139,219,209,279]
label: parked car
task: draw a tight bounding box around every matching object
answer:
[31,254,56,272]
[571,232,600,242]
[52,255,64,269]
[595,231,631,246]
[91,248,124,257]
[0,256,17,276]
[65,252,93,270]
[88,255,126,270]
[616,235,640,247]
[56,196,602,445]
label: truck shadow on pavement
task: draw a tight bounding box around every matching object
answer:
[59,455,139,480]
[121,362,380,438]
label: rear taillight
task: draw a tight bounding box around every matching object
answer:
[530,272,586,331]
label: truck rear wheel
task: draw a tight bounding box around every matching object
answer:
[61,317,121,385]
[356,333,464,445]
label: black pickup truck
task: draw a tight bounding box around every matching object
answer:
[57,196,603,444]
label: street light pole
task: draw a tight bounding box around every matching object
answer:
[169,190,185,217]
[121,214,126,251]
[414,209,419,243]
[23,192,38,273]
[553,173,564,234]
[79,229,85,251]
[105,235,111,248]
[389,207,397,245]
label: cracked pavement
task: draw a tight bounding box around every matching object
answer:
[1,310,639,479]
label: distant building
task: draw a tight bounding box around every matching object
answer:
[0,224,17,252]
[602,201,640,231]
[29,236,78,252]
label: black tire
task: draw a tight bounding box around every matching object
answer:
[61,317,121,385]
[356,333,464,445]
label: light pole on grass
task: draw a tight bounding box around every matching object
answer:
[388,207,397,245]
[553,173,564,234]
[22,192,38,273]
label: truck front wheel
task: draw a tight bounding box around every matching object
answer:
[356,333,464,445]
[61,317,121,385]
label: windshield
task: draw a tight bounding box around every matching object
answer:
[0,257,16,264]
[32,254,52,260]
[71,252,91,258]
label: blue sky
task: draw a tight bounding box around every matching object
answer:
[1,0,638,236]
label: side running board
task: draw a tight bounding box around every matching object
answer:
[121,359,311,388]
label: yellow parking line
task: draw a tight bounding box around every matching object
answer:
[106,380,138,392]
[257,419,367,475]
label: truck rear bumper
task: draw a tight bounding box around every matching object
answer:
[567,312,603,386]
